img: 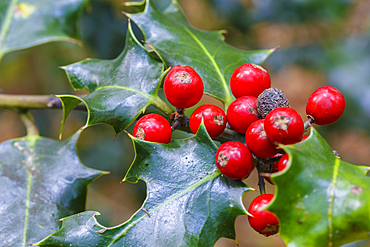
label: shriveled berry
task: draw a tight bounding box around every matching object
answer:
[230,63,271,98]
[189,104,226,138]
[215,141,254,180]
[227,96,259,134]
[248,194,279,236]
[132,114,172,144]
[306,86,345,125]
[164,65,204,109]
[245,119,279,159]
[257,88,290,118]
[264,107,304,145]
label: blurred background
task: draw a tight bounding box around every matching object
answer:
[0,0,369,246]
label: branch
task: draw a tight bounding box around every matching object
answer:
[0,94,86,111]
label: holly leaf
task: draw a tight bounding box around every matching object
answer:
[269,127,370,247]
[59,23,173,139]
[127,0,275,108]
[0,131,105,246]
[34,123,253,247]
[0,0,86,62]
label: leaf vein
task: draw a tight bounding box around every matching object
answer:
[114,171,221,245]
[93,85,153,98]
[0,0,18,56]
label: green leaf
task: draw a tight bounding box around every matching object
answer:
[35,124,253,247]
[342,238,370,247]
[0,0,86,62]
[269,127,370,247]
[127,0,275,108]
[60,23,173,138]
[0,131,105,247]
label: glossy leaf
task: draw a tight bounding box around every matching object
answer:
[269,127,370,247]
[0,132,104,247]
[60,23,173,138]
[35,124,253,247]
[0,0,86,62]
[127,0,275,108]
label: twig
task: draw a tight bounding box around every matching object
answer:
[256,160,266,195]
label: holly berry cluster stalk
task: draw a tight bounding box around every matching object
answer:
[131,61,346,237]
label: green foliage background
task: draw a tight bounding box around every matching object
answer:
[0,0,370,246]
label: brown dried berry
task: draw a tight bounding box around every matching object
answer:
[257,88,290,118]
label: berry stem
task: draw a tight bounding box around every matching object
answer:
[214,125,245,144]
[150,96,174,117]
[256,160,266,195]
[304,117,314,130]
[170,108,187,131]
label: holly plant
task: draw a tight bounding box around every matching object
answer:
[0,0,369,247]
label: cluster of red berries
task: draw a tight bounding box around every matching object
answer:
[131,63,346,237]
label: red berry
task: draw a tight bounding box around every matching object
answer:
[245,119,279,159]
[230,63,271,98]
[301,134,309,142]
[132,114,172,144]
[248,194,279,236]
[306,86,345,125]
[215,141,254,180]
[264,107,304,145]
[189,104,226,138]
[227,96,259,134]
[163,65,204,109]
[278,153,289,171]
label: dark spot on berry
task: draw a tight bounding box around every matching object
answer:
[273,114,292,131]
[135,125,146,140]
[174,72,192,84]
[261,224,279,236]
[217,152,229,167]
[248,107,259,116]
[213,114,224,126]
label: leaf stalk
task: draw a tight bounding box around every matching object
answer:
[256,160,266,195]
[19,111,39,137]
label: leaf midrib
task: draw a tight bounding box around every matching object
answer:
[0,0,18,56]
[18,136,38,247]
[327,158,340,246]
[181,25,233,105]
[94,85,153,98]
[93,85,163,108]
